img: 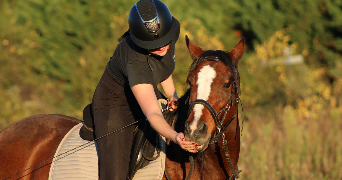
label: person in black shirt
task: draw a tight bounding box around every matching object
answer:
[91,0,198,179]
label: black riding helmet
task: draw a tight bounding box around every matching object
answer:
[128,0,179,50]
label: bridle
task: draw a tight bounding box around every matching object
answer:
[165,51,243,180]
[186,52,242,179]
[187,90,241,180]
[188,85,237,145]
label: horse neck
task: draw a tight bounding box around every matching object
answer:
[193,136,239,179]
[199,127,240,179]
[203,92,240,178]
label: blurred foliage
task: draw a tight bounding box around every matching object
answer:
[239,28,342,179]
[242,26,342,119]
[0,0,342,179]
[239,105,342,179]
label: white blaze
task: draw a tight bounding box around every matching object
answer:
[190,65,216,132]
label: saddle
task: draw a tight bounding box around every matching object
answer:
[79,103,95,141]
[79,100,174,180]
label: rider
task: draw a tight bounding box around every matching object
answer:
[91,0,198,179]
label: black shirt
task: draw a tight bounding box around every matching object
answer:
[108,25,179,89]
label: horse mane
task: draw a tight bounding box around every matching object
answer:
[163,88,190,131]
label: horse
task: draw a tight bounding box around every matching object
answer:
[162,36,244,180]
[0,35,244,180]
[0,114,80,179]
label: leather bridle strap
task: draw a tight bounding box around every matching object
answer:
[188,99,223,129]
[209,116,235,145]
[187,98,236,143]
[187,98,240,179]
[221,133,242,180]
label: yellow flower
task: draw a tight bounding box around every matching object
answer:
[3,39,9,46]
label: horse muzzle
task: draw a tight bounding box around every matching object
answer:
[184,120,211,152]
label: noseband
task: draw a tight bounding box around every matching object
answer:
[187,84,237,144]
[186,52,242,179]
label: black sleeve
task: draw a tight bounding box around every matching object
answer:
[126,58,154,88]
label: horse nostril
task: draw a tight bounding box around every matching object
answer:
[184,121,208,140]
[194,121,208,139]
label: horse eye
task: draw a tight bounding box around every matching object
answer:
[224,78,233,89]
[224,82,231,88]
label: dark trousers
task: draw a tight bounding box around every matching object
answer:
[92,69,163,179]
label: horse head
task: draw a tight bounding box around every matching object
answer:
[183,35,244,152]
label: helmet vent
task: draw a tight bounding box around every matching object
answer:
[136,0,157,21]
[145,19,160,33]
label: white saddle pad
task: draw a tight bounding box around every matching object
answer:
[48,123,166,180]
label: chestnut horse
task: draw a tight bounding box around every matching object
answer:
[162,36,244,180]
[0,36,244,180]
[0,114,80,179]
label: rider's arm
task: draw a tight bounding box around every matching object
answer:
[160,75,178,100]
[131,83,198,153]
[160,75,179,110]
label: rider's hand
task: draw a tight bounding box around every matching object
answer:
[167,94,178,111]
[174,132,198,153]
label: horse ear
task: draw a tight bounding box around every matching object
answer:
[186,35,205,61]
[228,38,245,68]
